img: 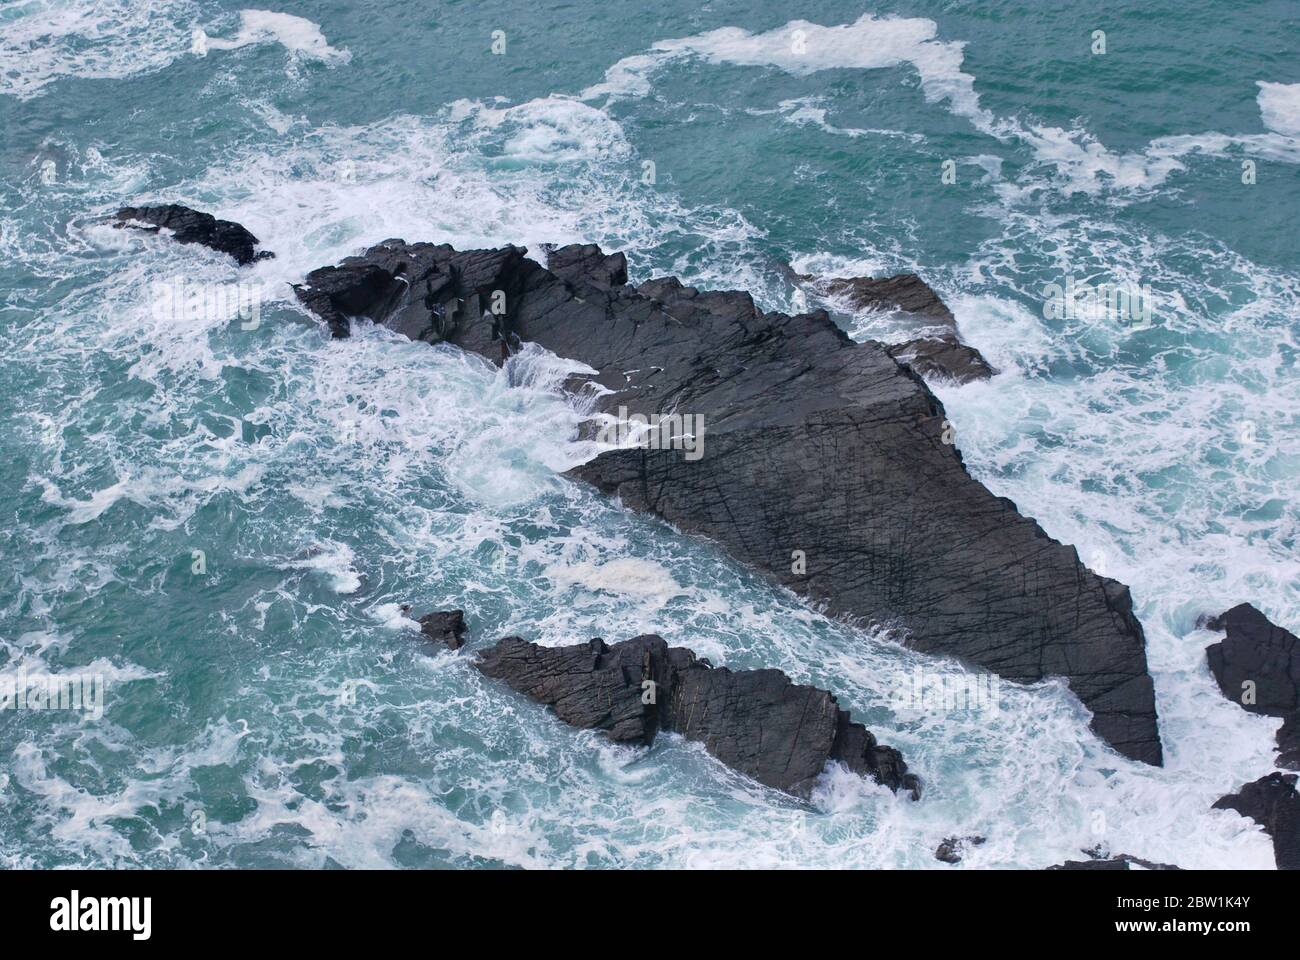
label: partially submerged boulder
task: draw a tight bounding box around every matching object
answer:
[290,239,1163,766]
[1213,772,1300,870]
[935,835,985,864]
[783,266,996,384]
[417,609,466,650]
[885,334,997,384]
[113,204,273,265]
[1204,603,1300,717]
[475,634,920,800]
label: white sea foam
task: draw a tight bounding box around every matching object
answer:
[1257,81,1300,137]
[0,0,199,100]
[198,9,350,64]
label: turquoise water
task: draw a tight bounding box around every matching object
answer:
[0,1,1297,868]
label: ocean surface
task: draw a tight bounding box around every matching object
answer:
[1,0,1297,869]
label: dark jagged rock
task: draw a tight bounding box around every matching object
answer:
[475,634,919,799]
[293,239,1162,765]
[885,335,997,384]
[417,609,466,650]
[1278,712,1300,770]
[1213,773,1300,870]
[1205,603,1300,717]
[935,835,985,864]
[780,265,996,383]
[113,204,273,266]
[1048,853,1180,871]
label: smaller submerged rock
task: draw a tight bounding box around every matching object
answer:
[113,204,274,266]
[781,265,996,384]
[935,835,985,865]
[417,609,467,650]
[1213,772,1300,870]
[475,634,919,800]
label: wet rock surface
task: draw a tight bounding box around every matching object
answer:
[417,609,466,650]
[1213,772,1300,870]
[935,835,986,864]
[291,239,1163,766]
[475,634,920,799]
[1205,603,1300,717]
[784,267,996,383]
[113,204,273,265]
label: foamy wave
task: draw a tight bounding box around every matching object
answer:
[198,9,350,64]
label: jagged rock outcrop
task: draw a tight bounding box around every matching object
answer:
[1204,603,1300,717]
[1048,853,1180,871]
[1213,773,1300,870]
[113,204,273,265]
[418,609,466,650]
[782,266,996,383]
[884,335,996,384]
[475,634,920,799]
[290,238,1163,765]
[935,835,985,864]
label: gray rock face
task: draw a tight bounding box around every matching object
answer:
[418,609,466,650]
[113,204,273,265]
[1213,773,1300,870]
[1205,603,1300,717]
[292,239,1162,765]
[785,268,996,383]
[474,634,919,799]
[935,835,986,864]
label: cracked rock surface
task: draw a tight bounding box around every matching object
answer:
[113,204,273,265]
[475,634,919,799]
[289,238,1162,764]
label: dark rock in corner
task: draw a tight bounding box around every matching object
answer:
[113,204,273,266]
[935,835,985,864]
[475,634,920,800]
[418,609,466,650]
[292,239,1163,766]
[1204,603,1299,717]
[1048,854,1180,871]
[1213,772,1300,870]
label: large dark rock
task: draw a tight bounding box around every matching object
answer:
[113,204,273,265]
[1048,854,1179,870]
[1213,772,1300,870]
[293,239,1162,765]
[418,609,466,650]
[1205,603,1300,717]
[475,634,919,799]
